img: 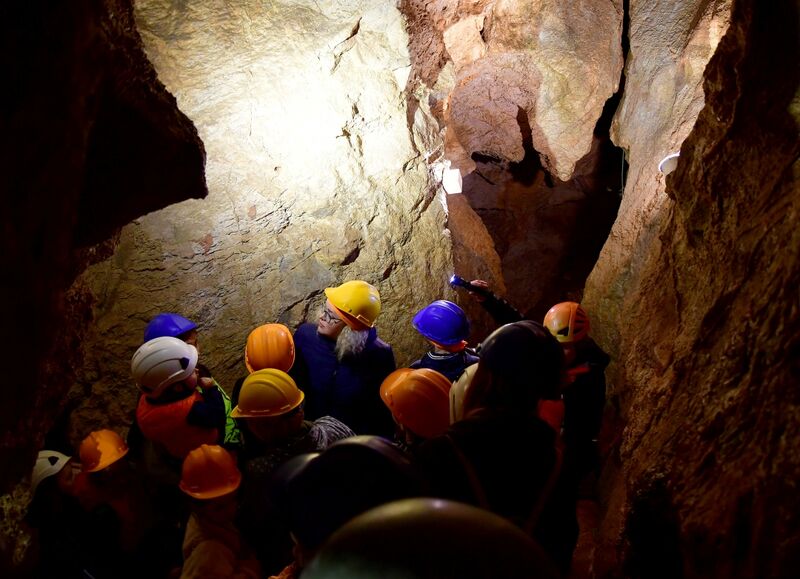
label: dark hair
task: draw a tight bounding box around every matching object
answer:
[282,436,426,550]
[466,321,565,415]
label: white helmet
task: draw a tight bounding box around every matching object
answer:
[132,336,198,398]
[450,363,478,424]
[31,450,71,494]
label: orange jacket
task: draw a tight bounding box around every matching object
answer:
[137,392,219,459]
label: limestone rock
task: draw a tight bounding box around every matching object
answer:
[69,0,453,441]
[584,1,799,575]
[588,0,732,362]
[443,15,487,70]
[446,0,624,180]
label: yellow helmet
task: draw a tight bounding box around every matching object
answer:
[179,444,242,499]
[245,323,295,373]
[324,280,381,330]
[79,429,129,473]
[230,368,304,418]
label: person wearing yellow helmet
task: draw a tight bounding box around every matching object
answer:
[231,369,354,574]
[291,280,395,436]
[232,369,354,474]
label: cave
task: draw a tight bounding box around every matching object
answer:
[2,0,798,577]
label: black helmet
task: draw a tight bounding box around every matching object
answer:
[303,497,559,579]
[281,436,425,551]
[474,320,564,409]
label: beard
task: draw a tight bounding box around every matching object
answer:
[335,325,370,360]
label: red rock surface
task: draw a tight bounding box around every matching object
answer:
[584,0,800,575]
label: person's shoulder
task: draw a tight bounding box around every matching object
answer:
[370,334,393,353]
[579,337,611,366]
[295,322,316,335]
[294,323,318,341]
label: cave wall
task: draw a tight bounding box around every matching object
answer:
[67,0,454,440]
[1,0,207,569]
[583,0,800,576]
[400,0,625,333]
[0,0,205,490]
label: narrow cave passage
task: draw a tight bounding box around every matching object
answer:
[3,1,799,579]
[461,105,625,322]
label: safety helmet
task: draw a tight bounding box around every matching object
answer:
[245,323,295,373]
[450,363,478,424]
[412,300,470,346]
[543,302,590,343]
[144,312,197,343]
[131,336,198,398]
[380,368,451,439]
[79,429,129,473]
[179,444,242,499]
[31,451,71,494]
[477,320,564,407]
[303,498,559,579]
[230,368,304,418]
[378,367,413,395]
[324,280,381,330]
[281,436,425,551]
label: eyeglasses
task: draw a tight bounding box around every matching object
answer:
[321,308,343,324]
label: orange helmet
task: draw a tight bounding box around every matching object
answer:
[79,429,129,473]
[179,444,242,499]
[543,302,590,343]
[245,323,295,373]
[380,368,451,439]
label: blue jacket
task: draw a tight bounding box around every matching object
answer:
[410,349,480,382]
[291,323,395,437]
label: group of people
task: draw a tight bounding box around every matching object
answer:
[25,278,609,578]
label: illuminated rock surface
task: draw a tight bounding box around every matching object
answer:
[68,0,453,436]
[584,1,800,576]
[1,1,798,577]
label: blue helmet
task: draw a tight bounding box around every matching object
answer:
[412,300,470,346]
[144,313,197,343]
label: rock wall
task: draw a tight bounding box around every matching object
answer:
[400,0,625,332]
[68,0,453,440]
[584,0,800,576]
[444,0,624,181]
[0,0,205,491]
[1,0,206,570]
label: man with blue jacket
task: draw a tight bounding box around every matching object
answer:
[291,280,395,437]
